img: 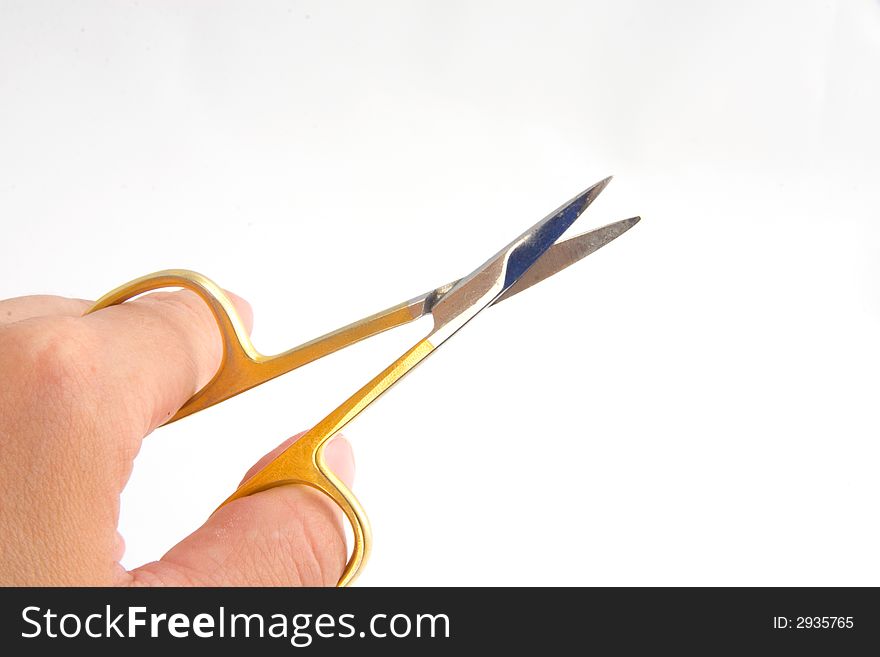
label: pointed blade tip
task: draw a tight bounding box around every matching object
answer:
[604,215,641,238]
[594,175,613,193]
[575,175,614,212]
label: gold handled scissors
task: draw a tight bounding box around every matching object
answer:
[86,176,639,586]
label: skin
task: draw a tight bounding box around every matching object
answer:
[0,290,354,586]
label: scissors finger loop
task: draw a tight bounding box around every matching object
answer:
[86,269,259,422]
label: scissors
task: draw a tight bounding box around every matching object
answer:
[86,176,639,586]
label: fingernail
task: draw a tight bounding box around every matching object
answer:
[324,435,355,488]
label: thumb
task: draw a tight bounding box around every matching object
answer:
[126,435,355,587]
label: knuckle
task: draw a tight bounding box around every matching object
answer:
[14,317,100,414]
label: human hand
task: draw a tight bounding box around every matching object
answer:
[0,290,354,586]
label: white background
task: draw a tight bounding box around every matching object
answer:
[1,1,878,586]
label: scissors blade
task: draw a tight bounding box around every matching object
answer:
[429,176,611,342]
[494,215,640,303]
[418,215,640,314]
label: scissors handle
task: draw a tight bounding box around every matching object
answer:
[88,269,417,423]
[86,269,434,586]
[220,337,435,586]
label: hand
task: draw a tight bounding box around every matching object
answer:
[0,290,354,586]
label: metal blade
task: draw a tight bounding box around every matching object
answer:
[429,177,611,340]
[415,215,638,317]
[494,215,640,303]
